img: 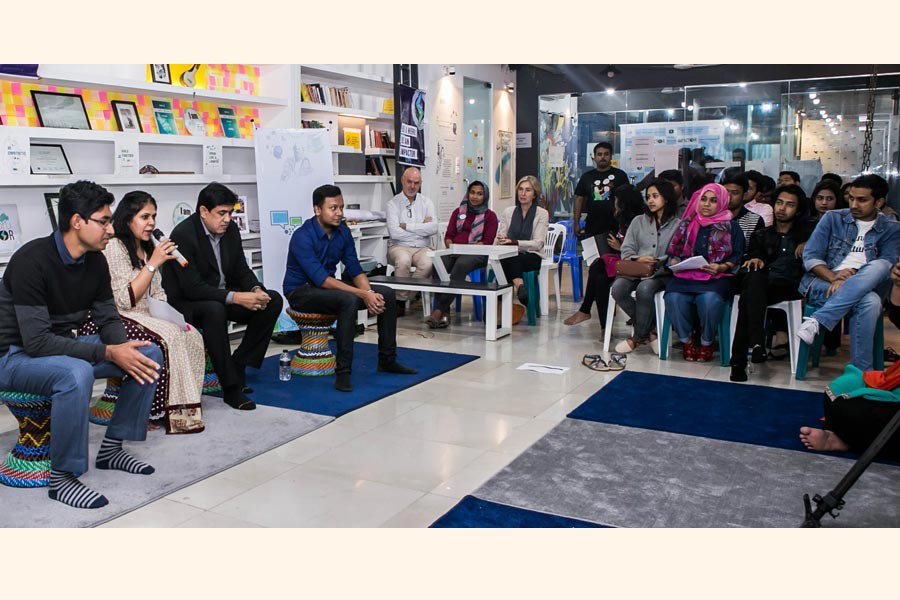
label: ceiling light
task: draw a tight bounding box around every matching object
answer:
[812,98,820,105]
[606,88,615,95]
[739,82,747,88]
[761,102,773,113]
[667,109,675,116]
[468,99,475,104]
[604,65,621,78]
[505,82,515,93]
[809,92,817,100]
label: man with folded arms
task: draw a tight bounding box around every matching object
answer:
[284,184,417,392]
[386,167,436,316]
[797,174,899,370]
[0,181,162,509]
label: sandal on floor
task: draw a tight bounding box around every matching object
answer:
[582,354,610,371]
[607,353,626,371]
[426,315,449,329]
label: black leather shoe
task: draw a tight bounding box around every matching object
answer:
[397,301,407,317]
[334,373,353,392]
[750,345,768,364]
[242,386,254,394]
[516,284,529,307]
[224,389,256,410]
[377,361,418,375]
[729,364,748,383]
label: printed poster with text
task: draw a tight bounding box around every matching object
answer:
[398,84,425,168]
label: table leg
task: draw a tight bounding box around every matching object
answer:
[431,255,451,282]
[489,258,508,285]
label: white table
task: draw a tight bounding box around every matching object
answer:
[428,244,519,285]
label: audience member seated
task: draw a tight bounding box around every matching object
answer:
[891,260,900,329]
[810,179,846,224]
[386,167,436,316]
[657,169,686,214]
[778,170,801,187]
[104,191,205,433]
[729,184,812,381]
[798,174,900,370]
[755,175,777,207]
[820,172,843,187]
[722,173,765,247]
[283,184,416,393]
[427,180,498,329]
[0,181,162,509]
[496,176,549,324]
[564,185,645,339]
[743,170,773,226]
[611,179,680,354]
[664,183,745,362]
[162,182,282,412]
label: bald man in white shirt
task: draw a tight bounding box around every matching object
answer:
[386,167,437,315]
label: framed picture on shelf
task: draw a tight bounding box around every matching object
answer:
[217,106,240,138]
[152,99,177,135]
[30,143,72,175]
[30,91,91,130]
[232,214,250,235]
[44,192,60,231]
[111,100,143,132]
[150,64,171,84]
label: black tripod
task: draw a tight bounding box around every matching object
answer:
[801,406,900,527]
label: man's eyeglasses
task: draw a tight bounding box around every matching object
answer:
[86,216,113,228]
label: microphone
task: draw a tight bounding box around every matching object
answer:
[151,229,189,268]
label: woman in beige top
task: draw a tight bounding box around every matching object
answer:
[496,176,550,323]
[104,191,206,434]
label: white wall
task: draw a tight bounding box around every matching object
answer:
[417,65,516,221]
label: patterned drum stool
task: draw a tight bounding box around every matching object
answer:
[286,309,336,376]
[0,390,52,488]
[89,350,221,425]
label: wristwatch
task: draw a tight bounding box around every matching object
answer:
[145,264,156,273]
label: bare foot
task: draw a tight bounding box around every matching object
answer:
[799,427,850,452]
[564,311,591,326]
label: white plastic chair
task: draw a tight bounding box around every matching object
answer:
[603,289,666,354]
[728,295,803,374]
[539,223,566,315]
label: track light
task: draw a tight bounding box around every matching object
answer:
[604,64,621,78]
[443,65,456,76]
[506,82,515,93]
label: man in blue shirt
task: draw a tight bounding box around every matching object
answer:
[284,184,417,392]
[798,174,900,370]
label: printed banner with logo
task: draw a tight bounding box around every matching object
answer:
[398,84,425,168]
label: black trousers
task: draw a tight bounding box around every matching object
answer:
[499,251,542,282]
[287,284,397,375]
[730,271,801,366]
[580,259,613,325]
[434,254,487,315]
[825,394,900,460]
[172,292,282,390]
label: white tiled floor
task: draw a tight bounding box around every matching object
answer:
[3,279,897,528]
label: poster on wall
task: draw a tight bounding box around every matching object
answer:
[0,204,22,255]
[619,121,726,182]
[497,130,512,199]
[432,89,462,223]
[254,127,333,327]
[398,84,425,168]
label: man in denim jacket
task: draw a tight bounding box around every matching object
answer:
[798,174,900,370]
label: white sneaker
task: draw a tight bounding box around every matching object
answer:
[797,317,820,346]
[650,337,660,355]
[615,338,637,354]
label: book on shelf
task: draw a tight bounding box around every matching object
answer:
[302,83,354,108]
[364,156,392,177]
[152,99,177,135]
[217,106,240,138]
[343,127,362,151]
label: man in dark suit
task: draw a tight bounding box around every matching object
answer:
[162,183,282,411]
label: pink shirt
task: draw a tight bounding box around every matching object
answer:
[745,200,773,227]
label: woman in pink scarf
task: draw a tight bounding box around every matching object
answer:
[663,183,745,362]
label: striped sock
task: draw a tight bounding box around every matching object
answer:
[48,470,108,509]
[96,436,155,475]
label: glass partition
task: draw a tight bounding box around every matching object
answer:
[540,72,900,218]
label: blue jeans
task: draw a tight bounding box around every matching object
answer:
[665,291,726,346]
[804,260,891,370]
[0,335,161,474]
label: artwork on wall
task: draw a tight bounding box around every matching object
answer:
[498,130,512,199]
[111,100,142,132]
[30,91,91,130]
[30,143,72,174]
[44,192,60,231]
[150,64,171,85]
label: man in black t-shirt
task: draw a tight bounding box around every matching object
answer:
[573,142,629,238]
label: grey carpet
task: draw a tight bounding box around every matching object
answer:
[473,419,900,528]
[0,397,331,527]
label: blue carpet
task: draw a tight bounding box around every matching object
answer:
[243,342,478,417]
[431,495,606,528]
[567,371,824,452]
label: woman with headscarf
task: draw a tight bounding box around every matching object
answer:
[426,180,498,328]
[496,175,550,324]
[664,183,745,362]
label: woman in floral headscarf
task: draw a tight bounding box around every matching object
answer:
[663,183,745,362]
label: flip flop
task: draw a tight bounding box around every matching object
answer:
[582,354,609,371]
[607,353,627,371]
[426,315,449,329]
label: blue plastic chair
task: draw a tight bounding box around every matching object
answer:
[658,292,733,366]
[795,304,884,380]
[556,219,584,303]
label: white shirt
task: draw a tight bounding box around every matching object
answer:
[386,192,438,248]
[835,219,877,271]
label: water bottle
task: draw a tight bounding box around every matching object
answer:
[279,350,292,381]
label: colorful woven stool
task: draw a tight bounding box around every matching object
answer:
[286,309,336,376]
[89,350,221,425]
[0,390,52,488]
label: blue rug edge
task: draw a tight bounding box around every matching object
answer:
[430,495,608,528]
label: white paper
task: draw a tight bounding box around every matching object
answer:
[147,297,189,331]
[204,143,223,176]
[548,146,564,168]
[653,145,679,173]
[114,139,139,176]
[631,136,654,170]
[669,255,709,272]
[515,133,532,149]
[517,363,569,375]
[2,134,29,175]
[581,235,599,265]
